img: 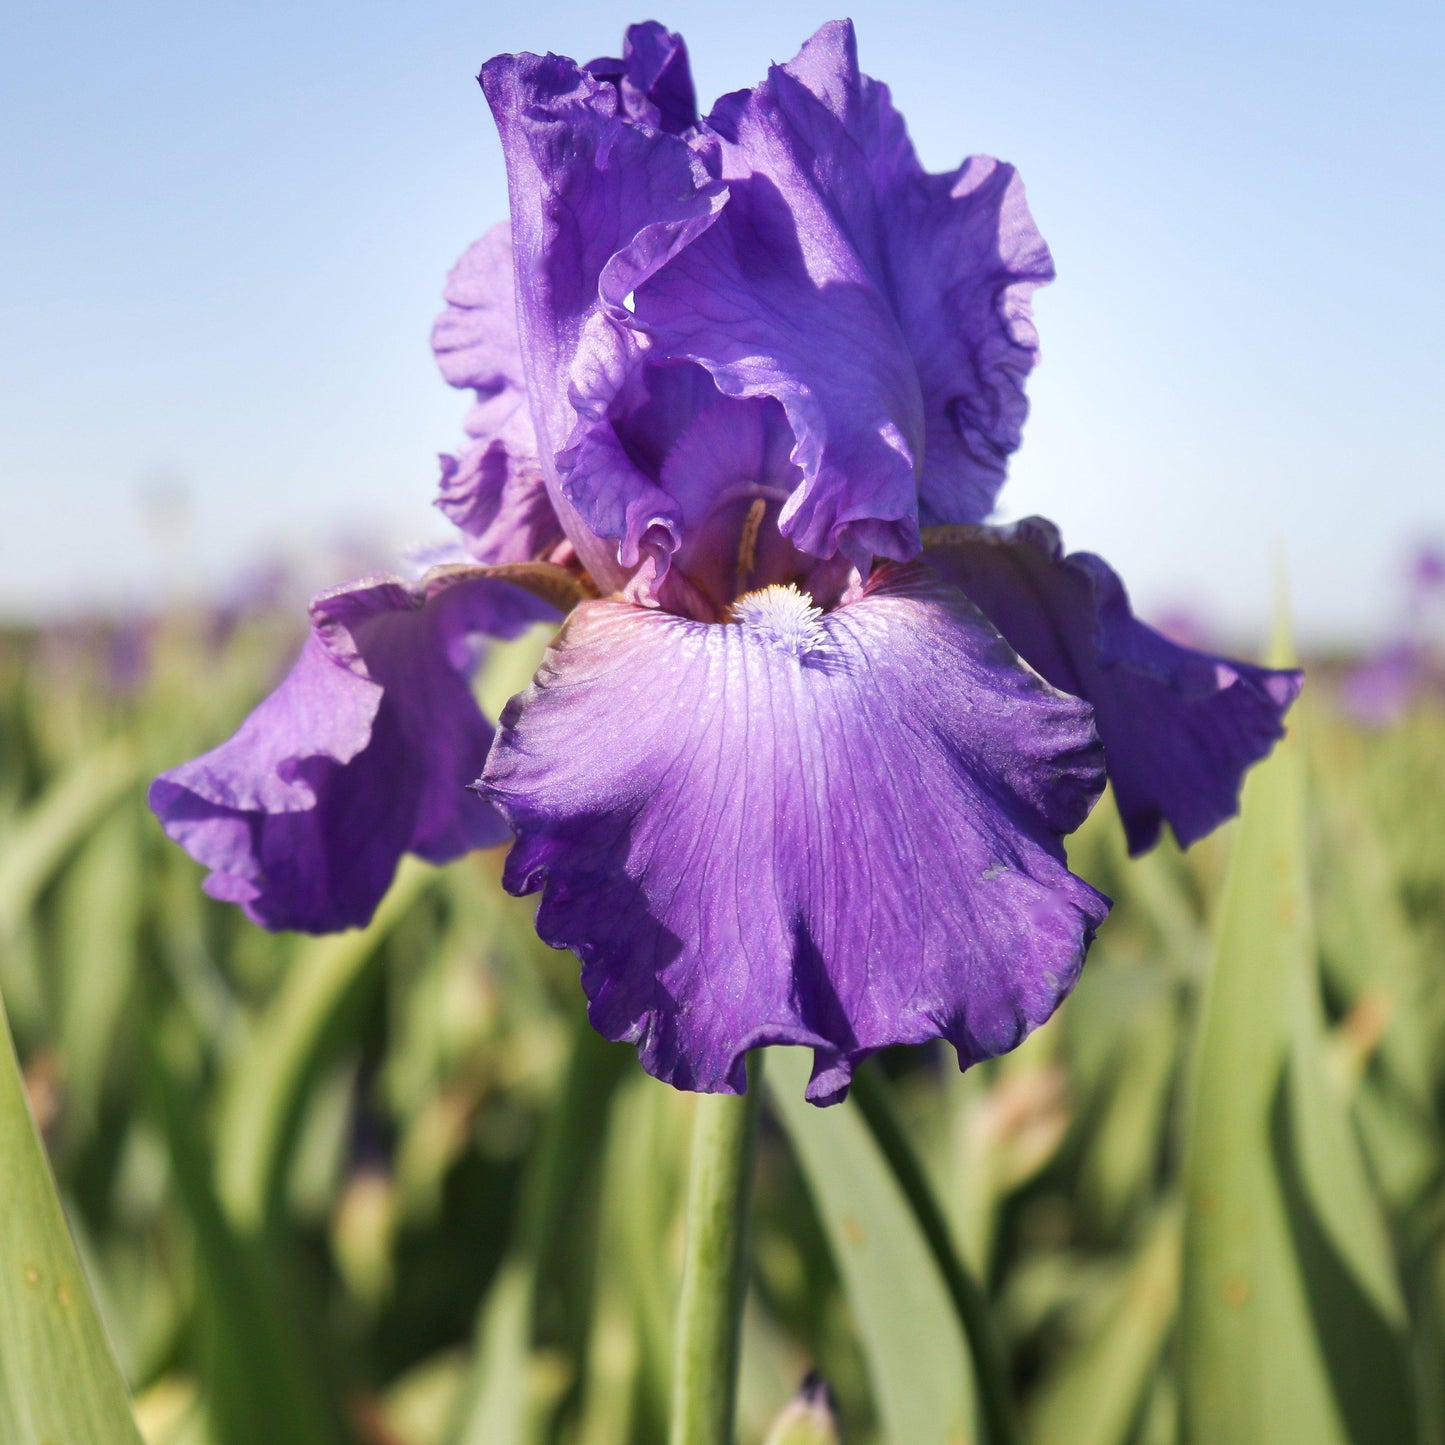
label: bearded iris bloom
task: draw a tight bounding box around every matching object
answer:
[150,20,1301,1103]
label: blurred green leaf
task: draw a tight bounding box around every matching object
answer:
[148,1027,345,1445]
[606,1074,688,1439]
[451,1014,629,1445]
[132,1373,204,1445]
[0,736,139,947]
[769,1047,977,1445]
[574,1082,652,1445]
[1028,1205,1180,1445]
[452,1259,536,1445]
[1180,673,1416,1443]
[216,858,435,1229]
[1314,764,1438,1112]
[381,1348,468,1445]
[0,985,144,1444]
[56,804,143,1142]
[850,1063,1019,1445]
[936,1039,1068,1279]
[1075,981,1179,1235]
[475,621,556,725]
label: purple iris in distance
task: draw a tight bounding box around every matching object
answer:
[1340,542,1445,726]
[150,20,1301,1103]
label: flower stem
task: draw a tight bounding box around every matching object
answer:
[669,1053,763,1445]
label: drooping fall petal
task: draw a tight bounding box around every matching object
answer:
[925,519,1304,852]
[150,570,552,931]
[479,564,1109,1101]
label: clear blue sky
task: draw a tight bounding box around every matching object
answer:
[2,0,1441,643]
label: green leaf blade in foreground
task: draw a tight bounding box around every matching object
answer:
[1179,672,1415,1444]
[0,987,144,1445]
[768,1048,976,1445]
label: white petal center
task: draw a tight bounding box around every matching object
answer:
[731,583,826,657]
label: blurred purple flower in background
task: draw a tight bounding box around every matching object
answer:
[1411,543,1445,599]
[151,20,1301,1102]
[1341,541,1445,726]
[1341,640,1430,728]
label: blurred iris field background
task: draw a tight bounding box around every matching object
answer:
[1,595,1443,1445]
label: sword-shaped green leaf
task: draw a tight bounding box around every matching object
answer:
[1180,659,1415,1443]
[0,986,144,1444]
[216,858,434,1228]
[769,1048,976,1445]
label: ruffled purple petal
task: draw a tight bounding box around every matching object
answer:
[477,22,1050,594]
[585,21,698,134]
[636,25,927,568]
[925,519,1304,853]
[890,151,1053,527]
[431,224,563,564]
[783,23,1053,527]
[149,569,553,933]
[566,359,808,616]
[628,19,1050,569]
[481,50,727,590]
[478,564,1109,1103]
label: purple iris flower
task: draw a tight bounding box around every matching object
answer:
[1339,640,1430,728]
[150,20,1301,1103]
[1340,542,1445,726]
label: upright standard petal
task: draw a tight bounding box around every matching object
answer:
[778,21,1055,528]
[431,224,563,564]
[476,21,1050,594]
[638,27,927,568]
[633,19,1052,568]
[481,50,728,589]
[479,564,1109,1103]
[585,21,698,133]
[924,519,1304,853]
[149,570,552,932]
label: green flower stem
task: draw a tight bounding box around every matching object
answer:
[669,1052,764,1445]
[850,1062,1020,1445]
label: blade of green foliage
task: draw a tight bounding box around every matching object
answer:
[1316,770,1438,1112]
[56,805,143,1144]
[0,736,138,946]
[575,1084,649,1445]
[216,858,435,1228]
[849,1063,1018,1445]
[0,986,144,1444]
[451,1014,630,1445]
[582,1072,688,1441]
[147,1028,345,1445]
[1075,979,1180,1235]
[769,1047,976,1445]
[1028,1205,1180,1445]
[453,1259,535,1445]
[1103,818,1208,973]
[1180,670,1415,1443]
